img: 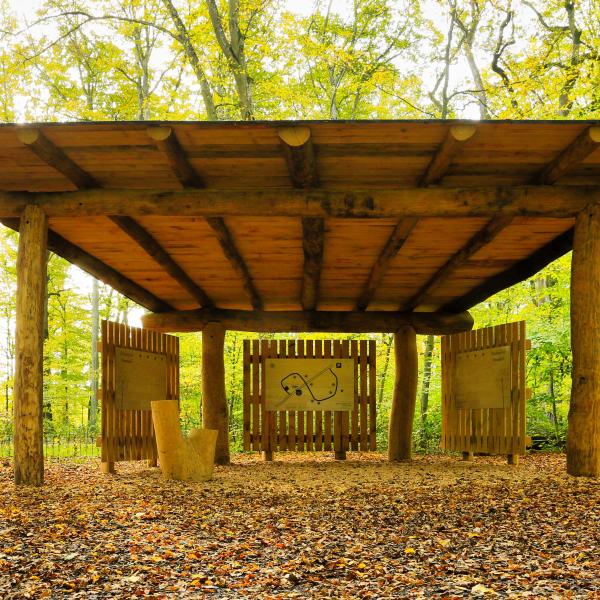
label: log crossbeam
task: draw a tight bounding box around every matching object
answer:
[403,216,513,311]
[1,186,593,219]
[535,126,600,185]
[2,218,171,313]
[147,126,204,188]
[356,217,418,311]
[110,216,213,308]
[142,307,474,335]
[278,126,318,188]
[205,216,263,310]
[301,217,324,310]
[17,128,97,190]
[419,125,477,186]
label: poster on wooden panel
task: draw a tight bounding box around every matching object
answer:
[100,320,179,466]
[264,358,355,411]
[441,322,528,457]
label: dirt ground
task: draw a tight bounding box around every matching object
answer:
[0,452,599,598]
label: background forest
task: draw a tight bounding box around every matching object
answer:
[0,0,597,456]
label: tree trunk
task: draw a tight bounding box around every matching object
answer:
[567,204,600,477]
[14,205,47,485]
[388,326,418,461]
[202,321,230,464]
[419,334,435,450]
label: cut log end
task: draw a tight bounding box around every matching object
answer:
[278,126,311,147]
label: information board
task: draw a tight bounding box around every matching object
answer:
[265,358,355,411]
[115,347,168,411]
[455,345,511,410]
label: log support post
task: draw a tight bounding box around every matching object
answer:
[202,322,230,465]
[262,450,273,462]
[388,326,418,461]
[507,454,519,466]
[462,451,474,462]
[567,203,600,477]
[14,205,47,485]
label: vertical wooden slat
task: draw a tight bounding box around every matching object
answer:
[359,340,368,451]
[368,339,377,451]
[341,339,350,453]
[304,339,313,451]
[251,339,260,451]
[323,340,332,451]
[350,340,359,450]
[333,340,343,456]
[518,321,526,454]
[243,340,251,451]
[314,339,323,451]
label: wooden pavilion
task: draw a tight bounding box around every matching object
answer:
[1,119,598,484]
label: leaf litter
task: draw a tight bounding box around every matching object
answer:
[0,453,598,598]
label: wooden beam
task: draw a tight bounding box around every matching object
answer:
[535,126,600,185]
[301,217,324,310]
[443,228,574,313]
[147,126,204,188]
[13,205,47,486]
[278,126,318,188]
[403,217,514,311]
[356,217,418,311]
[141,307,474,335]
[388,326,418,461]
[419,124,477,186]
[567,204,600,477]
[110,216,213,308]
[205,216,262,310]
[202,322,230,465]
[1,186,594,219]
[17,128,97,189]
[2,218,171,313]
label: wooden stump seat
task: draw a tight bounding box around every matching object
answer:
[151,400,218,481]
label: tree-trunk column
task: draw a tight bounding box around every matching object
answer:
[202,321,230,465]
[568,204,600,477]
[388,326,418,461]
[14,205,48,486]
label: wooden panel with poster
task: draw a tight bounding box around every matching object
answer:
[100,320,179,471]
[243,339,376,457]
[441,322,530,461]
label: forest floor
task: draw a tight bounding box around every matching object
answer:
[0,453,598,599]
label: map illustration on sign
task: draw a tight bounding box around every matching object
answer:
[265,358,355,411]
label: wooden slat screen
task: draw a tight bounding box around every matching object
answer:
[441,321,527,456]
[243,339,376,454]
[100,320,179,464]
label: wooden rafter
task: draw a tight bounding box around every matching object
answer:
[403,217,514,311]
[534,126,600,184]
[147,126,204,188]
[16,128,98,190]
[2,186,591,219]
[142,307,474,335]
[205,216,263,310]
[2,218,170,313]
[110,216,213,308]
[443,228,574,313]
[300,217,324,310]
[419,125,477,186]
[356,217,419,311]
[278,126,319,188]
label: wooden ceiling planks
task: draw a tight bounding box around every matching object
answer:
[1,120,595,315]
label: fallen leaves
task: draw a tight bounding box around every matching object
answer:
[0,452,598,598]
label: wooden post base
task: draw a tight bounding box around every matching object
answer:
[507,454,519,466]
[335,450,347,460]
[147,458,157,468]
[263,450,273,461]
[462,451,474,461]
[101,461,115,474]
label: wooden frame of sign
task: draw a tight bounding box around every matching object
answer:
[243,339,376,460]
[99,320,179,473]
[441,321,530,464]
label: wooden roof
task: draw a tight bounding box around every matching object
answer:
[1,120,597,317]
